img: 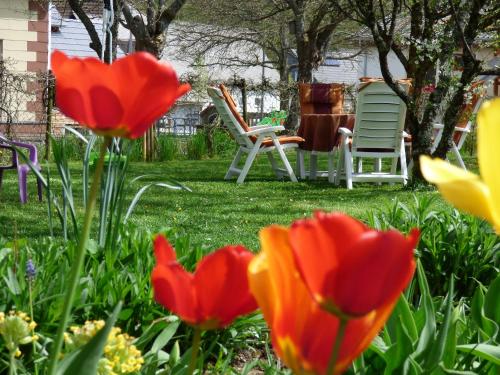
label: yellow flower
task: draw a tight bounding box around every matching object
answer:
[0,311,38,357]
[64,321,143,375]
[420,98,500,232]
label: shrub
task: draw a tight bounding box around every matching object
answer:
[186,131,207,160]
[157,135,179,161]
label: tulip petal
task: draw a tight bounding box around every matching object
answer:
[253,226,339,374]
[89,86,124,128]
[420,156,496,226]
[329,229,417,316]
[151,264,197,324]
[194,246,257,327]
[51,50,187,138]
[248,253,275,323]
[153,235,177,265]
[55,88,87,125]
[478,99,500,219]
[289,212,367,307]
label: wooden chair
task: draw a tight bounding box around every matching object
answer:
[208,85,304,183]
[297,83,345,180]
[431,81,485,170]
[335,81,409,189]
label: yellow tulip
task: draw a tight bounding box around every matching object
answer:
[420,98,500,233]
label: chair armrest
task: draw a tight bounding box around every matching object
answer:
[249,125,273,131]
[433,123,470,133]
[10,140,38,164]
[246,126,285,136]
[338,127,353,136]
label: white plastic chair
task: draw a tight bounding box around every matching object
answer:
[335,81,408,189]
[207,86,303,183]
[431,92,484,170]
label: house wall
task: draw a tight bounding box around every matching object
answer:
[0,0,48,125]
[360,47,407,80]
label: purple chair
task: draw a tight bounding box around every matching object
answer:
[0,134,43,203]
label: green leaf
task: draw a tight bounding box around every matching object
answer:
[414,261,436,359]
[442,306,460,368]
[456,344,500,365]
[423,276,454,371]
[169,340,181,367]
[151,321,180,353]
[471,282,497,340]
[4,267,21,295]
[0,247,11,265]
[383,316,415,374]
[56,302,122,375]
[484,274,500,327]
[395,295,419,342]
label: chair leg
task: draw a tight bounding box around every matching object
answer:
[309,153,318,180]
[328,150,336,183]
[357,158,363,173]
[296,149,306,180]
[37,176,43,201]
[344,147,353,190]
[335,146,344,185]
[18,170,28,204]
[225,148,244,180]
[237,143,261,183]
[400,140,408,185]
[267,152,280,178]
[453,144,466,170]
[272,138,297,182]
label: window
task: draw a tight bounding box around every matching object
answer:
[324,57,340,67]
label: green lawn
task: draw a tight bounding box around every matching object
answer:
[0,154,452,250]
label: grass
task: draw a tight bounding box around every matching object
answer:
[0,153,451,250]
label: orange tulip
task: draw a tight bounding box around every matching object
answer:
[248,225,400,374]
[289,212,419,317]
[152,235,257,330]
[51,50,190,139]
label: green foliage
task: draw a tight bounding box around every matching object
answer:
[367,196,500,298]
[186,131,208,160]
[355,265,500,375]
[157,135,179,161]
[0,227,272,374]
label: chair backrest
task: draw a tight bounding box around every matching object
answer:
[352,81,408,154]
[299,83,344,115]
[207,86,255,148]
[454,81,485,148]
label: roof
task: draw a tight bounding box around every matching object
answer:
[52,0,103,18]
[50,4,125,61]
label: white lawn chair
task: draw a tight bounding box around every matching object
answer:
[335,81,408,189]
[208,86,303,183]
[431,82,485,170]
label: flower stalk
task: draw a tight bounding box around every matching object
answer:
[46,137,111,375]
[326,318,347,375]
[187,328,202,375]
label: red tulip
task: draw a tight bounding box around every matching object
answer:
[152,235,258,329]
[289,212,419,317]
[248,225,398,374]
[51,50,190,139]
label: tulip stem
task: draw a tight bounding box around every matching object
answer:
[46,137,111,375]
[187,328,202,375]
[326,318,348,375]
